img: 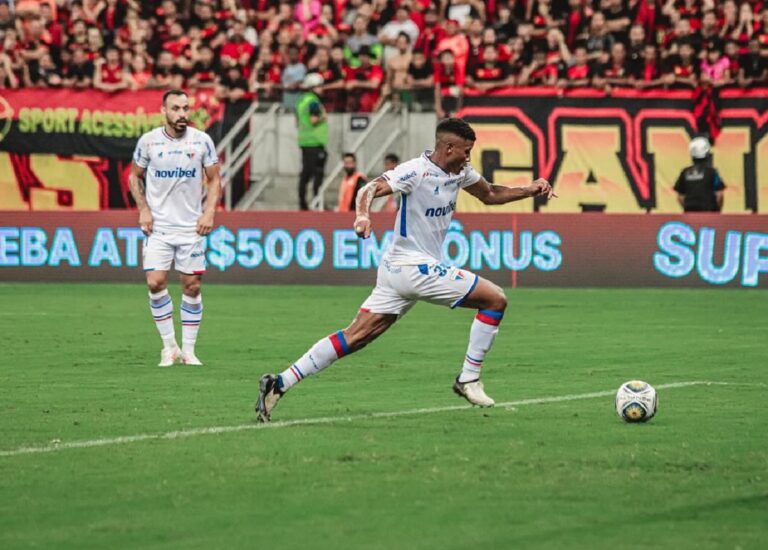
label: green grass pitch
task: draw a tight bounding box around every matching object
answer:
[0,283,766,549]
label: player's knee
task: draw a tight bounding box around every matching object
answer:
[490,289,508,312]
[147,279,166,294]
[182,280,201,297]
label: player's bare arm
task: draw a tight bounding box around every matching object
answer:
[128,161,153,235]
[354,177,393,238]
[463,177,557,205]
[198,163,222,236]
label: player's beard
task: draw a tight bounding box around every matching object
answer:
[167,117,188,136]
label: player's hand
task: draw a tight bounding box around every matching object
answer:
[139,208,153,236]
[197,211,215,236]
[354,215,372,239]
[530,178,557,199]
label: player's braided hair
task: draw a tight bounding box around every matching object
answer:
[436,118,476,142]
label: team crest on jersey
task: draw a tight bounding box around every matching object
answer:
[186,152,196,159]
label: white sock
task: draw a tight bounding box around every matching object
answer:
[180,293,203,354]
[149,289,176,349]
[458,309,503,383]
[278,331,350,391]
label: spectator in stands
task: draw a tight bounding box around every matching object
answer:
[664,41,699,88]
[586,11,614,62]
[604,0,632,43]
[519,47,558,86]
[627,24,647,75]
[0,51,18,88]
[0,1,14,33]
[345,44,383,112]
[379,32,413,108]
[674,136,725,212]
[94,45,129,92]
[188,44,220,90]
[493,3,517,43]
[221,18,255,69]
[405,48,435,111]
[434,48,464,118]
[250,46,282,102]
[379,5,419,63]
[557,44,594,91]
[336,152,367,212]
[466,43,514,91]
[218,64,249,103]
[24,53,61,88]
[347,14,379,60]
[129,54,152,90]
[414,5,445,59]
[633,44,665,89]
[281,43,307,112]
[62,47,94,89]
[147,50,183,89]
[437,19,469,78]
[701,46,732,89]
[296,72,328,210]
[594,41,631,92]
[307,46,345,111]
[738,38,768,88]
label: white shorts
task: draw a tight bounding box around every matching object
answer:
[360,260,479,316]
[142,231,206,274]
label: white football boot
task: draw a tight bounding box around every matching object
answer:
[158,345,182,367]
[453,378,495,407]
[181,351,203,366]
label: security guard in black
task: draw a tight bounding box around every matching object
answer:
[673,163,726,212]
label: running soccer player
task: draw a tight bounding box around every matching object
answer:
[129,89,221,367]
[255,118,556,421]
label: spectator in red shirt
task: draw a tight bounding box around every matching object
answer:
[414,5,445,59]
[466,43,514,92]
[345,44,383,112]
[663,41,699,88]
[221,19,256,70]
[309,46,346,111]
[557,44,595,91]
[519,48,559,86]
[434,48,464,118]
[594,41,632,92]
[436,19,469,80]
[249,46,283,102]
[94,45,129,92]
[129,53,152,90]
[633,43,665,89]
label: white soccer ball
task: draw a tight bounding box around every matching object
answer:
[615,380,657,423]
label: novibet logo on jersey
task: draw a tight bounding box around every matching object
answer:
[154,167,197,178]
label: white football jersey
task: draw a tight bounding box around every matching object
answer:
[382,151,481,265]
[133,127,218,232]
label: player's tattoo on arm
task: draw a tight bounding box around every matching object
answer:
[355,178,392,219]
[128,162,149,211]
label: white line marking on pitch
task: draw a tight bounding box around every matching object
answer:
[0,380,757,458]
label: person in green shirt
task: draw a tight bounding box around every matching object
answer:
[296,73,328,210]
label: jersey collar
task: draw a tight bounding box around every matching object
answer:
[162,127,187,141]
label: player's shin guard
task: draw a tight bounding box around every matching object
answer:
[180,294,203,354]
[149,289,176,348]
[458,309,504,383]
[278,330,350,391]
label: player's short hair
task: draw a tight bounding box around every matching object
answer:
[436,118,476,142]
[384,153,399,163]
[162,89,187,105]
[343,152,356,160]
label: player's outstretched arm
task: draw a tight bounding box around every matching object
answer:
[128,161,153,235]
[354,177,394,238]
[198,164,222,236]
[463,177,557,206]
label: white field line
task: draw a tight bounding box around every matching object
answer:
[0,380,757,459]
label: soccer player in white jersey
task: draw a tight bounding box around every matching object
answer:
[256,118,556,421]
[129,90,222,367]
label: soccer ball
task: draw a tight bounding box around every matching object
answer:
[615,380,657,423]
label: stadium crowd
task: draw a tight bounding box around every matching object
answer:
[0,0,766,115]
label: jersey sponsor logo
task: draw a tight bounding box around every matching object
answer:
[425,201,456,217]
[398,170,417,183]
[444,178,461,187]
[154,167,197,178]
